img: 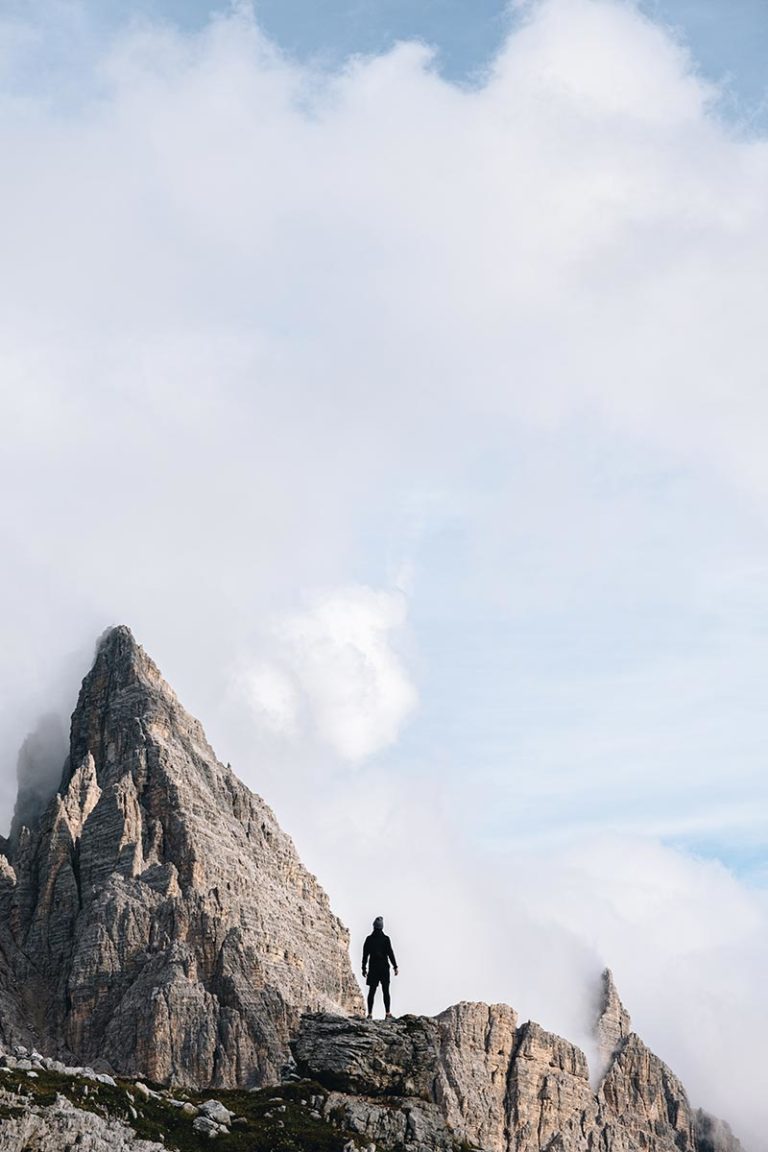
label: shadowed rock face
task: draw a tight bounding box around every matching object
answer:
[695,1109,744,1152]
[0,626,362,1087]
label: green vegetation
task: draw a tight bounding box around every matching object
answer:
[0,1068,353,1151]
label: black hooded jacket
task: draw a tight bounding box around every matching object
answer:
[362,927,397,984]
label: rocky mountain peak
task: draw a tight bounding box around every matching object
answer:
[95,622,150,670]
[83,624,169,709]
[67,625,195,782]
[0,626,363,1086]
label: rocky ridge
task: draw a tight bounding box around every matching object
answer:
[290,982,740,1152]
[0,626,746,1151]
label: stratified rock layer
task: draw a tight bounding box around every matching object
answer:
[0,626,362,1087]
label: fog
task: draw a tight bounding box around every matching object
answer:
[10,713,68,838]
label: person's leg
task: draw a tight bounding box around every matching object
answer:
[382,975,391,1015]
[367,982,375,1016]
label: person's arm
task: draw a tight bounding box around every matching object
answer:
[362,936,370,977]
[387,938,399,975]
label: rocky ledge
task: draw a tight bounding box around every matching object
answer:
[291,1000,743,1152]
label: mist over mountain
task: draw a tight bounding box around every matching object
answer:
[0,628,747,1152]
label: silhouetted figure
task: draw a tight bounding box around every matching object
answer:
[362,915,398,1019]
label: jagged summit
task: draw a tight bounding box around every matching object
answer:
[95,622,143,659]
[595,966,632,1063]
[88,623,165,695]
[67,625,190,780]
[0,626,362,1086]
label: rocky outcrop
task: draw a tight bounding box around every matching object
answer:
[0,626,362,1087]
[435,1001,519,1151]
[294,1003,744,1152]
[292,1011,441,1098]
[292,1013,457,1151]
[598,1032,696,1152]
[507,1019,598,1152]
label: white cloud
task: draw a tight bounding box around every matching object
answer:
[243,586,417,761]
[241,661,300,736]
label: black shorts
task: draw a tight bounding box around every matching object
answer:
[367,971,390,992]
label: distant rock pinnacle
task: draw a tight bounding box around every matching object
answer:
[595,966,632,1063]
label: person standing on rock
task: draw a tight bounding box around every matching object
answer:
[362,916,398,1019]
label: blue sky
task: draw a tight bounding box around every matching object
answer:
[1,0,767,1138]
[14,0,766,122]
[258,0,768,125]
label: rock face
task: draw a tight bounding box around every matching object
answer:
[595,968,632,1066]
[0,626,362,1087]
[598,1031,696,1152]
[294,996,744,1152]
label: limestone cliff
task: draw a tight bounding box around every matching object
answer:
[0,626,362,1086]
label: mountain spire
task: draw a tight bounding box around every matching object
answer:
[2,626,363,1086]
[595,967,632,1063]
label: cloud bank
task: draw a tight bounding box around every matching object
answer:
[0,0,767,1145]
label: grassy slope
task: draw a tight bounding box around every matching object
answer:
[0,1068,354,1151]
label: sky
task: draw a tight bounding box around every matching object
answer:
[1,0,767,1145]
